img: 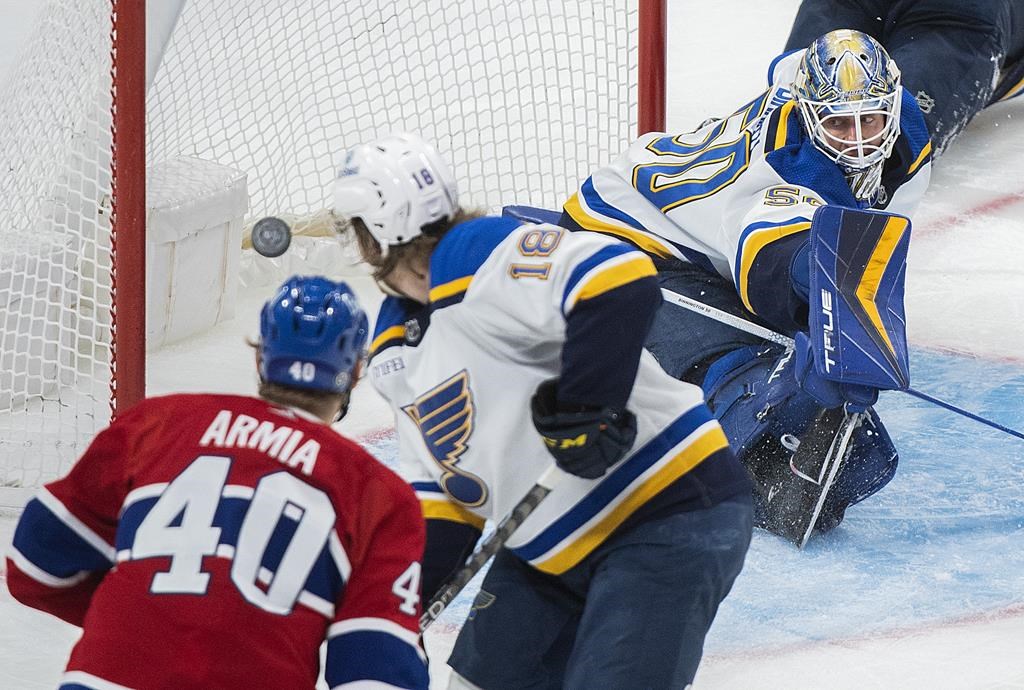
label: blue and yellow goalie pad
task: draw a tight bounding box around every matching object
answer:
[807,206,911,390]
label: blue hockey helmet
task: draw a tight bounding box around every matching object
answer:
[258,275,369,394]
[793,29,902,200]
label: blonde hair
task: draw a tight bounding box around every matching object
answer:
[342,208,486,282]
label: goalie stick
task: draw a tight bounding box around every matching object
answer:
[419,464,563,631]
[661,288,1024,443]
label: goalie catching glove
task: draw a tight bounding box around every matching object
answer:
[530,378,637,479]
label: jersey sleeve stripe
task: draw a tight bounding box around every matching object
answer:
[561,244,650,308]
[326,625,429,689]
[428,274,473,304]
[13,493,116,581]
[328,616,422,648]
[7,546,91,588]
[998,73,1024,101]
[330,680,420,690]
[906,140,932,175]
[533,423,729,575]
[420,498,486,529]
[565,255,657,310]
[369,325,406,358]
[60,670,135,690]
[329,531,353,580]
[509,405,727,571]
[735,218,812,313]
[763,99,799,153]
[34,488,116,561]
[564,190,676,259]
[297,589,336,617]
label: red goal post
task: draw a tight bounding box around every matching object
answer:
[0,0,666,507]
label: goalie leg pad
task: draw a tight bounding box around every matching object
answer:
[703,345,898,539]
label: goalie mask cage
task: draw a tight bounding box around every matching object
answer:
[0,0,666,508]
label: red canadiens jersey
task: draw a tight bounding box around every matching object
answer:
[5,394,428,690]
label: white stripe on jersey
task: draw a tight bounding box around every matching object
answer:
[8,545,91,588]
[60,670,137,690]
[329,530,353,581]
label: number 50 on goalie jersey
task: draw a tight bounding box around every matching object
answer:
[563,51,932,334]
[5,393,429,690]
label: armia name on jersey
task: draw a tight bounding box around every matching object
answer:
[199,410,321,475]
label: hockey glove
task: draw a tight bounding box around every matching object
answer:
[530,378,637,480]
[794,332,878,412]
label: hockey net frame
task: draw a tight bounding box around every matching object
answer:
[0,0,665,507]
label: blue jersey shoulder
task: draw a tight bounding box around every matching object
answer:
[373,296,416,339]
[429,215,521,306]
[369,296,419,358]
[895,87,933,176]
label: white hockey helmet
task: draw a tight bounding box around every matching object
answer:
[332,133,458,253]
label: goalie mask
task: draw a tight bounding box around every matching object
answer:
[793,29,902,201]
[332,132,458,255]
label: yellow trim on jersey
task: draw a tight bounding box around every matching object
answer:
[369,325,406,355]
[533,425,730,575]
[569,256,657,308]
[999,74,1024,101]
[421,498,487,530]
[564,193,675,259]
[906,140,932,175]
[855,215,908,359]
[772,100,798,151]
[429,275,473,303]
[738,220,812,313]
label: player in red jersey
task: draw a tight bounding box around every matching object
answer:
[5,275,429,690]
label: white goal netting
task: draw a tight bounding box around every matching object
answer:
[0,0,645,507]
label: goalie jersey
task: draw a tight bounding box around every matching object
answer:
[5,394,428,690]
[562,51,932,333]
[369,216,750,577]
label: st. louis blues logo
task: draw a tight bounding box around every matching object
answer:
[402,370,488,507]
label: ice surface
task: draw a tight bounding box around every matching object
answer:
[2,0,1023,688]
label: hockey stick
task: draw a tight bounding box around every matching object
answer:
[419,464,563,631]
[661,288,1024,442]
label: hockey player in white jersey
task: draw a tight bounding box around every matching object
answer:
[333,133,754,688]
[553,29,931,544]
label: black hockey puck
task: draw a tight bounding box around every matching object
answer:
[251,216,292,258]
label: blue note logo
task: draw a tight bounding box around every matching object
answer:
[402,370,488,507]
